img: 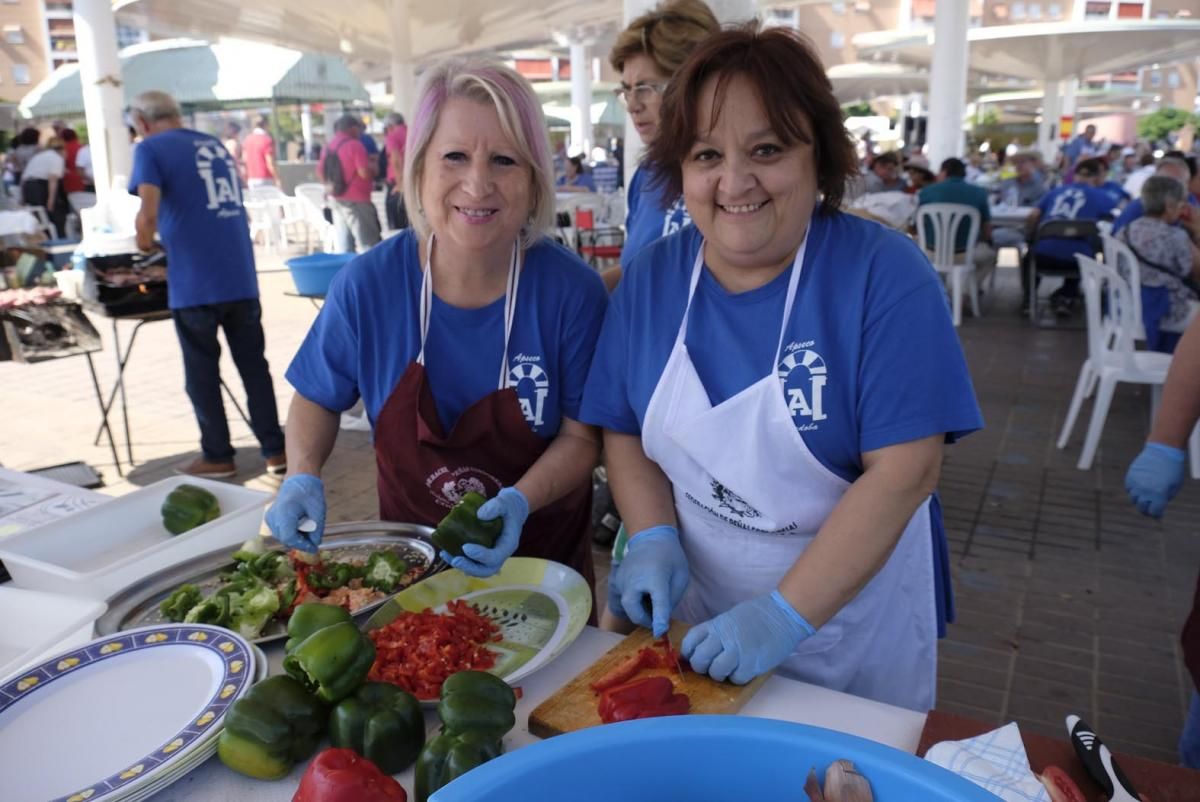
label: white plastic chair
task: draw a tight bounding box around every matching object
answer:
[293,183,335,252]
[24,205,58,240]
[1056,255,1173,469]
[1101,233,1146,341]
[915,203,983,327]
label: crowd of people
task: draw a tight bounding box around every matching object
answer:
[849,123,1200,337]
[1,121,95,238]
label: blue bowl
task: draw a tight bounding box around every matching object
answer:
[430,716,999,802]
[286,252,354,297]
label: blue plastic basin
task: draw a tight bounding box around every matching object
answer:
[429,716,999,802]
[285,253,354,297]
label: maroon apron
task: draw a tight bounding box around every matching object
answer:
[373,237,595,596]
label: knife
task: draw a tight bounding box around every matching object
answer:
[1066,714,1140,802]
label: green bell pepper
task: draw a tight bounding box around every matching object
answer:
[283,620,376,704]
[161,483,221,535]
[285,602,353,654]
[436,670,516,738]
[414,731,503,802]
[216,675,327,780]
[430,492,503,558]
[329,681,425,774]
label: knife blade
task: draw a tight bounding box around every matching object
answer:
[1065,714,1140,802]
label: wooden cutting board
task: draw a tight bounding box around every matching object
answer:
[528,621,770,739]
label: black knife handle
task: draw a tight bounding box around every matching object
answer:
[1068,716,1139,799]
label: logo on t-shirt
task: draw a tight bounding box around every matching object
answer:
[660,197,692,237]
[778,342,827,431]
[508,354,549,428]
[1047,188,1087,220]
[194,141,243,218]
[710,479,761,520]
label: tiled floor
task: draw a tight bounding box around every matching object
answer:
[1,248,1196,763]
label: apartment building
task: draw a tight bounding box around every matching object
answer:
[0,0,146,103]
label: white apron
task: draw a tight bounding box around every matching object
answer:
[641,235,937,712]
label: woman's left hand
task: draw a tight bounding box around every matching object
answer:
[681,590,815,685]
[444,486,530,577]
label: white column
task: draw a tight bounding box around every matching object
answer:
[390,0,416,115]
[706,0,757,24]
[1060,77,1078,137]
[1039,83,1064,163]
[72,0,130,206]
[622,0,657,189]
[569,41,592,157]
[925,0,970,167]
[300,103,314,161]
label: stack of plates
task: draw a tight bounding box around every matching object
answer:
[0,624,266,802]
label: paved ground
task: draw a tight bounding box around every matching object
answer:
[1,246,1197,764]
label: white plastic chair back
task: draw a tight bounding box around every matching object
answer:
[1076,254,1139,373]
[245,185,287,203]
[1102,233,1145,340]
[25,205,58,240]
[915,203,980,270]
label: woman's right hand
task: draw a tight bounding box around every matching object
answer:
[265,473,327,552]
[616,525,690,637]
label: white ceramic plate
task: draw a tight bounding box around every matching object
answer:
[0,624,255,802]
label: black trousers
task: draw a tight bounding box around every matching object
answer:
[385,183,409,231]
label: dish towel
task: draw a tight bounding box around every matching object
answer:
[925,722,1050,802]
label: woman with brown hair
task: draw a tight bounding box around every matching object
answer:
[604,0,719,292]
[581,25,982,710]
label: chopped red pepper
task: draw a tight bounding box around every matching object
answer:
[590,651,651,692]
[598,676,690,723]
[292,748,407,802]
[367,600,501,700]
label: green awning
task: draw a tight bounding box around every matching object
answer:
[20,38,369,119]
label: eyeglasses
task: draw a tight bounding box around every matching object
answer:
[614,82,669,107]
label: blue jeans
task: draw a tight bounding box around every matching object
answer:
[1182,691,1200,769]
[172,299,285,462]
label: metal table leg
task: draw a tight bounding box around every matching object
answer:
[91,317,150,465]
[83,352,123,477]
[220,379,252,428]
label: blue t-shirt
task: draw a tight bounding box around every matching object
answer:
[1032,184,1119,262]
[127,129,258,309]
[557,172,597,192]
[580,214,983,482]
[286,230,608,438]
[621,165,691,270]
[1099,180,1131,207]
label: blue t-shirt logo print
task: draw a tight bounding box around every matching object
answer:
[508,355,550,428]
[194,142,242,215]
[778,345,828,427]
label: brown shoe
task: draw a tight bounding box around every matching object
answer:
[175,457,237,479]
[265,454,287,476]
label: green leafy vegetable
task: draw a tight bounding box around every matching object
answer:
[159,583,203,622]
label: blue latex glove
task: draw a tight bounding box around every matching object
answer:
[1125,443,1187,518]
[606,561,628,620]
[265,473,326,553]
[617,525,689,637]
[681,590,816,685]
[442,487,529,578]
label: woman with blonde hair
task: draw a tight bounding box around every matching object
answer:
[269,57,609,594]
[605,0,720,291]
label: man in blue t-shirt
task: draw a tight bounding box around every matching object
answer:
[1023,157,1119,317]
[128,90,285,479]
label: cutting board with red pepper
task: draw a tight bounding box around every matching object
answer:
[528,622,770,739]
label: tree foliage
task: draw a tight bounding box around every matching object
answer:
[1136,107,1200,143]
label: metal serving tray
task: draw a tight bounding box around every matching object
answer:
[95,521,442,645]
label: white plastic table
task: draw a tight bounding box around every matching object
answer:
[146,627,926,801]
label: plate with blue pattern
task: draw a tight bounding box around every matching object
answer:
[0,624,255,802]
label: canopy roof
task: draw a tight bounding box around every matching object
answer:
[853,19,1200,83]
[114,0,622,81]
[827,63,930,103]
[976,87,1158,115]
[19,38,369,119]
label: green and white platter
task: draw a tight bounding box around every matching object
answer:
[364,557,592,691]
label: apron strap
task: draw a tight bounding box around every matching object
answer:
[678,234,811,370]
[417,234,522,393]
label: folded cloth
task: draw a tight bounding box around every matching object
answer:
[925,722,1049,802]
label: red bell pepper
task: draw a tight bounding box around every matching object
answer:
[598,676,690,723]
[292,748,407,802]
